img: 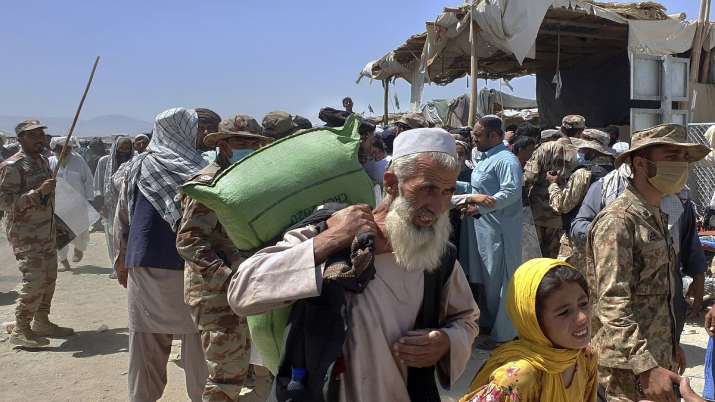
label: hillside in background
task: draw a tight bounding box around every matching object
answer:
[0,114,152,137]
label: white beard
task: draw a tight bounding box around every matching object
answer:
[384,195,452,273]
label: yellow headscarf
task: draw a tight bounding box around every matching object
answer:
[464,258,584,402]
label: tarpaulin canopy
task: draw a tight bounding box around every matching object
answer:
[358,1,711,87]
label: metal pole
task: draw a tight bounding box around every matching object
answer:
[383,80,389,126]
[468,3,479,127]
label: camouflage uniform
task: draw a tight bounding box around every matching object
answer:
[587,186,678,401]
[548,167,592,266]
[177,164,251,402]
[0,149,57,330]
[549,152,614,270]
[524,137,577,258]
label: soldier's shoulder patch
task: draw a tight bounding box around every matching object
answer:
[648,231,658,241]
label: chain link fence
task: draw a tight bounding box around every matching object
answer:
[687,123,715,216]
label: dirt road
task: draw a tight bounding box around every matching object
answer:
[0,232,709,401]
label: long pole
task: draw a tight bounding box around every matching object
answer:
[468,3,479,128]
[383,79,389,126]
[48,56,100,247]
[701,0,713,81]
[53,56,100,178]
[692,0,710,83]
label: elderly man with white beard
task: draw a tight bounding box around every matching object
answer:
[228,128,479,402]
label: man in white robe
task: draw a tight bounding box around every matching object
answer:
[49,136,95,271]
[228,128,479,402]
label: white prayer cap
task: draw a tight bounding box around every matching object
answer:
[49,136,79,150]
[612,141,630,156]
[392,128,457,161]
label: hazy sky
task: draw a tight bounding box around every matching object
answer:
[0,0,706,123]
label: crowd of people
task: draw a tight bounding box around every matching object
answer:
[0,100,714,402]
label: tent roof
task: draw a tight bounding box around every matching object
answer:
[359,1,674,85]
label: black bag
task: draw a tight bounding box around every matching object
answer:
[274,203,457,402]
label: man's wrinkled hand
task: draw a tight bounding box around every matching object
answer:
[468,194,496,209]
[675,345,687,375]
[38,178,56,196]
[679,377,706,402]
[393,330,450,368]
[324,205,377,251]
[462,203,479,217]
[115,252,128,288]
[314,205,378,264]
[638,367,681,402]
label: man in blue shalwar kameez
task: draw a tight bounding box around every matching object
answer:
[460,116,523,347]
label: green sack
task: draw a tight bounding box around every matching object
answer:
[182,114,376,252]
[245,307,291,374]
[182,115,376,374]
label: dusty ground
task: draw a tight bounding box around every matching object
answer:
[0,231,709,401]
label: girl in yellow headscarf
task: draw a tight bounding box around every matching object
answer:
[460,258,598,402]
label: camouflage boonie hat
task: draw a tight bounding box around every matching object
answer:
[203,114,269,147]
[559,115,586,130]
[15,119,47,135]
[397,113,427,129]
[577,129,615,156]
[262,111,299,139]
[615,123,710,167]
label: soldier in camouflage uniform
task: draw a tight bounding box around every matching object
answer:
[523,115,583,258]
[546,129,614,270]
[0,120,74,348]
[586,124,709,402]
[177,114,274,402]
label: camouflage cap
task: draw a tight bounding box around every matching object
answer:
[262,111,299,139]
[15,119,47,135]
[203,114,270,147]
[559,115,586,130]
[578,129,615,156]
[397,113,427,129]
[615,123,710,167]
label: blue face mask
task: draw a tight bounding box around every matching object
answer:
[575,151,591,166]
[229,148,255,163]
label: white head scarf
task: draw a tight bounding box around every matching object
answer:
[125,108,207,229]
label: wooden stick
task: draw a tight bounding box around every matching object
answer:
[467,4,479,128]
[53,56,100,178]
[383,80,389,126]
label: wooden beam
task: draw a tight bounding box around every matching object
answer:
[700,0,709,22]
[542,18,627,31]
[539,29,625,41]
[443,7,465,14]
